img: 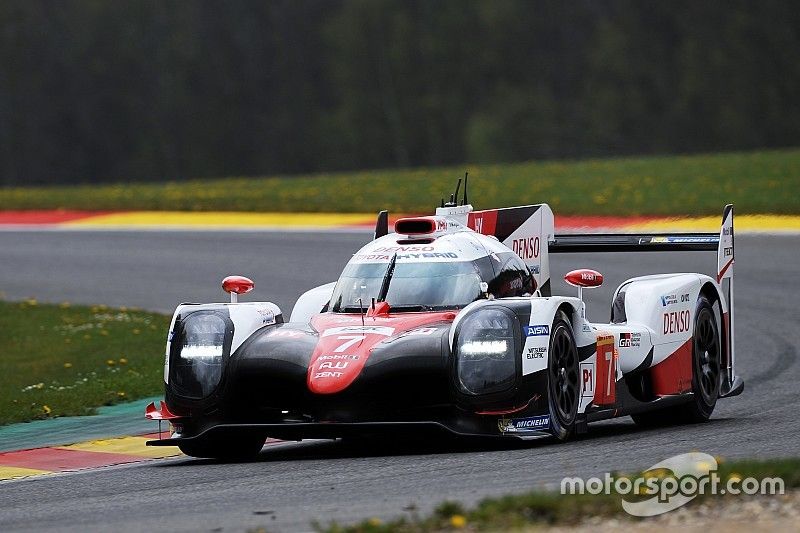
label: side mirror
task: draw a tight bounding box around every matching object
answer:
[564,269,603,317]
[222,275,255,303]
[564,269,603,289]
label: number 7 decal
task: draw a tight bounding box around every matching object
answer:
[334,335,365,353]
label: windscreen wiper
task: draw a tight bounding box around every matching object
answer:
[377,252,398,303]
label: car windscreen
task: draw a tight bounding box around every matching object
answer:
[329,261,484,312]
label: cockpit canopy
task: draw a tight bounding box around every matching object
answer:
[329,234,535,313]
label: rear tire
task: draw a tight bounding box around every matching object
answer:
[547,310,580,441]
[178,432,265,460]
[632,295,721,426]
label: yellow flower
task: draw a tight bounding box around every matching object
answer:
[26,298,38,306]
[117,391,126,398]
[64,362,73,368]
[42,405,52,415]
[119,358,128,365]
[59,302,71,308]
[449,515,467,529]
[367,517,382,527]
[106,359,116,366]
[99,330,109,336]
[132,329,140,335]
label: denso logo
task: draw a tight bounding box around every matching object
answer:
[525,325,550,336]
[512,237,540,260]
[374,246,435,253]
[663,310,691,335]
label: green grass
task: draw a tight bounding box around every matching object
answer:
[2,148,799,216]
[317,456,800,532]
[0,299,169,425]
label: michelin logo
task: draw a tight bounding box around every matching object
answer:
[525,325,550,337]
[498,415,550,433]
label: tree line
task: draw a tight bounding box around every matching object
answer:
[0,0,797,186]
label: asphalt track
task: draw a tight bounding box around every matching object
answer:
[0,230,798,532]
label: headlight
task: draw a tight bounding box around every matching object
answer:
[455,308,519,395]
[171,312,231,399]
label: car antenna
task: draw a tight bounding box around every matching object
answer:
[358,298,365,326]
[462,171,468,205]
[444,178,462,207]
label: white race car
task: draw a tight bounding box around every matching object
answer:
[147,179,743,458]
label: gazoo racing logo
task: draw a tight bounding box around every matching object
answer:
[663,310,691,335]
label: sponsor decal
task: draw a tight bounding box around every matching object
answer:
[582,324,592,333]
[318,361,348,370]
[353,253,391,261]
[318,354,359,361]
[498,414,550,433]
[512,237,540,260]
[313,371,343,379]
[650,236,718,244]
[724,246,733,257]
[580,362,595,398]
[723,227,733,236]
[619,332,641,348]
[526,346,546,359]
[525,324,550,337]
[436,219,447,231]
[396,252,458,260]
[374,246,435,253]
[530,264,541,275]
[322,325,395,337]
[663,310,691,335]
[661,294,678,306]
[473,215,484,233]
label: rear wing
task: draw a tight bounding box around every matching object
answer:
[465,203,739,397]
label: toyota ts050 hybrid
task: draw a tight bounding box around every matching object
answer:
[146,179,743,459]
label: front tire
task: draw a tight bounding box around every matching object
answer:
[178,432,265,460]
[547,310,580,440]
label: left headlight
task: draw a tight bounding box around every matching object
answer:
[454,307,519,395]
[170,311,232,399]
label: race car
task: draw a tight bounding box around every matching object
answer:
[146,179,744,459]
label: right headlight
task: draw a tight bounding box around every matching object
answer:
[455,307,519,395]
[170,311,231,399]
